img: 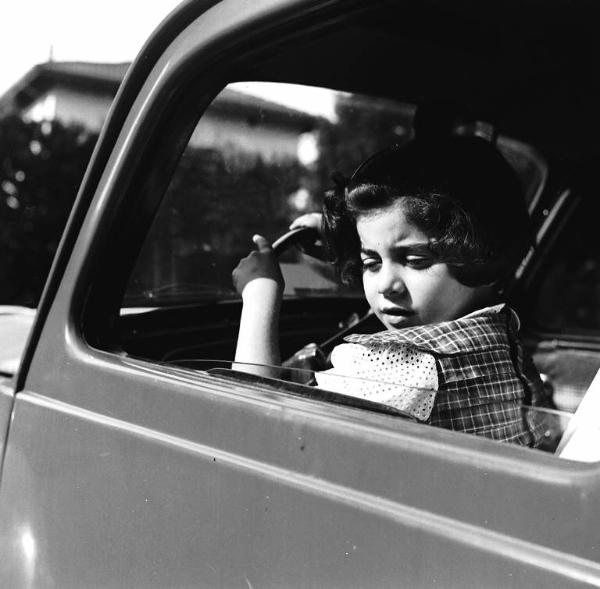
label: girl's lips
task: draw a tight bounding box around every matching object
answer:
[380,307,414,316]
[380,308,416,327]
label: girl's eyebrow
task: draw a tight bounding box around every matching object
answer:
[395,243,434,255]
[360,246,379,256]
[360,242,433,255]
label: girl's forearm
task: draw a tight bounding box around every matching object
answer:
[234,278,282,366]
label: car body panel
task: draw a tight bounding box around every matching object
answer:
[3,362,600,586]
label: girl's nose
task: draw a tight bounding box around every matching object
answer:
[377,264,405,295]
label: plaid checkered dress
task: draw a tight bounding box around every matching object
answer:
[344,307,545,446]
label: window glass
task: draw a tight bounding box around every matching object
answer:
[497,136,547,210]
[526,195,600,421]
[123,82,544,307]
[124,83,416,307]
[531,196,600,334]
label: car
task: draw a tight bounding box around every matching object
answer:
[2,0,600,586]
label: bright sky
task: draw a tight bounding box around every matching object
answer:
[0,0,335,118]
[0,0,183,94]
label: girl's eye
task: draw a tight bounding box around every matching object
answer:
[361,258,380,271]
[405,255,434,269]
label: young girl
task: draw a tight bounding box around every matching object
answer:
[232,127,546,446]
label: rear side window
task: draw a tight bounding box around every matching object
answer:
[531,196,600,334]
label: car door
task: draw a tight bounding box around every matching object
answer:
[2,1,600,587]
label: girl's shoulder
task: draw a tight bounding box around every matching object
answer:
[344,305,518,356]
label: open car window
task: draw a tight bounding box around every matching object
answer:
[123,82,546,308]
[114,80,585,459]
[531,195,600,335]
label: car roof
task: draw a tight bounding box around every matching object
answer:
[102,0,596,169]
[239,0,597,163]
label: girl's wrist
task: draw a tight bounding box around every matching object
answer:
[241,277,283,303]
[236,277,282,365]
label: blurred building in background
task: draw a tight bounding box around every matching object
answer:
[0,61,413,307]
[0,62,330,306]
[0,61,319,161]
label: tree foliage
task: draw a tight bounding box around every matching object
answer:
[0,115,98,305]
[314,94,415,189]
[126,147,307,301]
[0,91,412,307]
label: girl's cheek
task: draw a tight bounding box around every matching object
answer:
[362,276,377,304]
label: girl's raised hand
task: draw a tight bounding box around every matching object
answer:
[232,234,284,297]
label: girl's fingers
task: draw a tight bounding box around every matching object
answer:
[252,234,272,252]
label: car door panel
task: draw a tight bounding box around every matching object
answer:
[2,325,600,586]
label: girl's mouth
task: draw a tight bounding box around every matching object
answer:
[380,307,416,326]
[381,307,414,316]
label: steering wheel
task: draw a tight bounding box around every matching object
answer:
[272,226,325,259]
[271,226,377,369]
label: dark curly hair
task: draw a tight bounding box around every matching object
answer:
[323,135,533,289]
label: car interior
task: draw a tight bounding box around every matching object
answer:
[79,0,600,457]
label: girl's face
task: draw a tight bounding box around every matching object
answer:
[357,203,486,330]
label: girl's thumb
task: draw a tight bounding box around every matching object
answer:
[252,234,272,252]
